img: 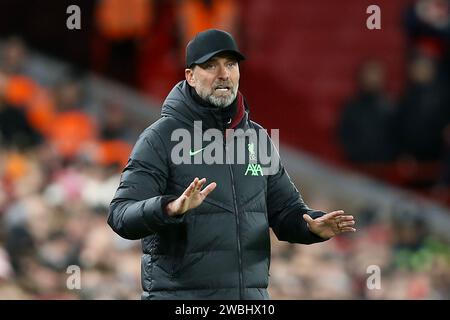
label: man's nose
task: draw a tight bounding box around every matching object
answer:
[217,65,230,80]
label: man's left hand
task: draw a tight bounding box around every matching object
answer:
[303,210,356,239]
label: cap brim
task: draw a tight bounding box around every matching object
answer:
[191,49,245,67]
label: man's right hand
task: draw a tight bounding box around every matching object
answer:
[165,177,217,216]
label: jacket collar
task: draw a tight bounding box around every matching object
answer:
[162,80,249,132]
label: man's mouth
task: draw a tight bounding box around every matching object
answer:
[214,85,231,92]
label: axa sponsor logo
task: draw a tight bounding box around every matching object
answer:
[245,163,263,176]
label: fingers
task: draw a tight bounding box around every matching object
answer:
[303,214,314,224]
[196,178,206,191]
[183,177,199,197]
[184,177,212,197]
[335,213,356,234]
[335,213,356,231]
[339,220,355,228]
[322,210,345,221]
[337,215,354,222]
[200,182,217,197]
[336,215,355,228]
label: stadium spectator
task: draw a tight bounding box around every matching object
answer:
[394,54,450,161]
[404,0,450,85]
[338,59,397,163]
[0,71,41,148]
[177,0,240,47]
[0,37,27,75]
[46,79,98,161]
[99,102,132,142]
[94,0,154,85]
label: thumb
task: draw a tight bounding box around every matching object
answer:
[303,214,314,224]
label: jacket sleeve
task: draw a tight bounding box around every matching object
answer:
[267,156,328,245]
[108,128,185,240]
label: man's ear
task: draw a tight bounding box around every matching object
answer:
[185,68,195,87]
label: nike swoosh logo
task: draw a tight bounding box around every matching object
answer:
[189,147,206,156]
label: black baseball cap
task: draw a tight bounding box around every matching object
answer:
[185,29,245,68]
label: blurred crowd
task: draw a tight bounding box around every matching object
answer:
[338,0,450,198]
[0,37,139,299]
[269,201,450,299]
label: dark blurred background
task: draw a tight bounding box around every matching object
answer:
[1,0,450,299]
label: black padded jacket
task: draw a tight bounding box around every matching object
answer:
[107,80,327,300]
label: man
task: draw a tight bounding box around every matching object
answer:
[108,29,356,300]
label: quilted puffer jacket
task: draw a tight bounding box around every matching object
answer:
[108,80,327,300]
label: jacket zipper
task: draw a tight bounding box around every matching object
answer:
[224,133,244,300]
[229,160,244,300]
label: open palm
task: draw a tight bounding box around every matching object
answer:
[166,177,217,216]
[303,210,356,239]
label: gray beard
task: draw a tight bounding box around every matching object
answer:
[200,86,238,108]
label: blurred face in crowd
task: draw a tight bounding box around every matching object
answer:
[1,37,26,74]
[409,56,436,85]
[416,0,449,27]
[358,60,385,94]
[57,81,81,110]
[185,53,240,108]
